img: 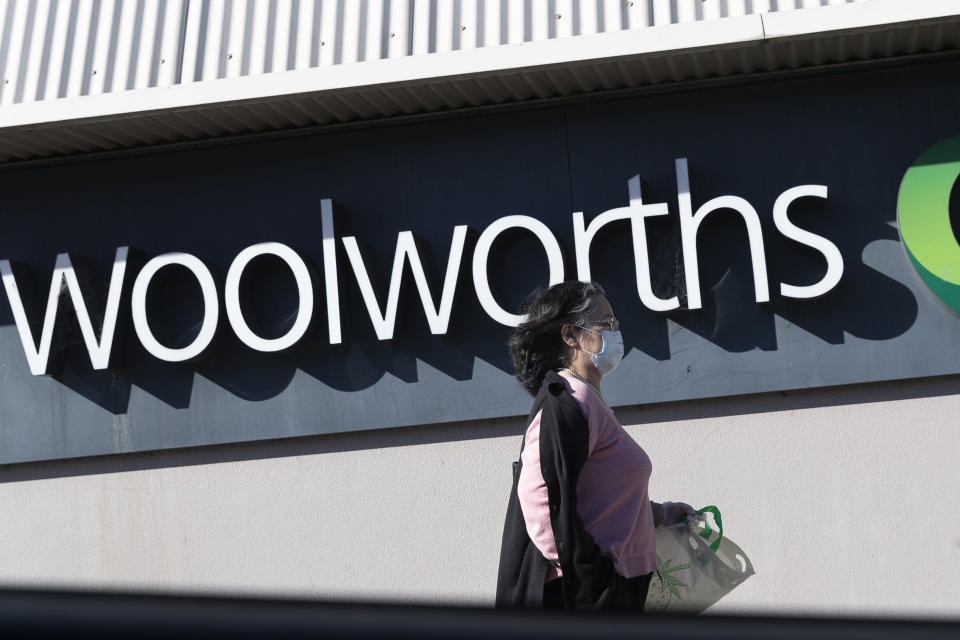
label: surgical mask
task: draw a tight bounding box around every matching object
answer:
[577,326,624,376]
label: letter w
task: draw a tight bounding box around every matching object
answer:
[342,228,467,340]
[0,247,129,375]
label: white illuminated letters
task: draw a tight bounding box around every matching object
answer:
[676,158,770,310]
[0,247,128,375]
[225,242,314,352]
[131,253,219,362]
[473,215,565,327]
[773,185,844,299]
[574,175,680,312]
[343,226,468,340]
[0,158,848,375]
[320,199,342,345]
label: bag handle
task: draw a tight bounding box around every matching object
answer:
[695,506,723,552]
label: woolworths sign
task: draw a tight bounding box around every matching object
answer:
[0,60,957,465]
[0,159,844,376]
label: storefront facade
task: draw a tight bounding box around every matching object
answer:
[0,0,958,616]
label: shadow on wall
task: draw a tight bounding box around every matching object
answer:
[0,184,918,415]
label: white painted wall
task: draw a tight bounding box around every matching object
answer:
[0,374,958,617]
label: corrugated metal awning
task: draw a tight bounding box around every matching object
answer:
[0,0,957,164]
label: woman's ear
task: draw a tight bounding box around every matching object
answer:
[560,323,579,348]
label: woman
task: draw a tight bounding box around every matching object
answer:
[495,281,695,611]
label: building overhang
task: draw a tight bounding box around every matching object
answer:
[0,0,957,165]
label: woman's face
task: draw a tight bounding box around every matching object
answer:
[562,295,618,368]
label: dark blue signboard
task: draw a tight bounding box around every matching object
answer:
[0,57,958,464]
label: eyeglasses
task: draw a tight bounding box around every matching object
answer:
[579,318,619,332]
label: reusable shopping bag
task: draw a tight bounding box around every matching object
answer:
[645,506,755,613]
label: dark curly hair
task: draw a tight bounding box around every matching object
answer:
[508,280,606,396]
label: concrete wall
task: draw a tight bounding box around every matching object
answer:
[1,374,958,618]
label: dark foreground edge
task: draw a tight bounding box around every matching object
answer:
[0,587,958,638]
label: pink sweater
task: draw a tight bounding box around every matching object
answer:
[517,375,656,581]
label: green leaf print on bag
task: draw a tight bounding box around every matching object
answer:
[646,556,693,612]
[648,505,755,613]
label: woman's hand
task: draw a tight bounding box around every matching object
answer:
[652,501,697,528]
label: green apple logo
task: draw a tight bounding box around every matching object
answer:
[898,136,960,314]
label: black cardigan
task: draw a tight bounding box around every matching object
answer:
[495,370,644,610]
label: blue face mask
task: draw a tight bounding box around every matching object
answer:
[577,327,624,376]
